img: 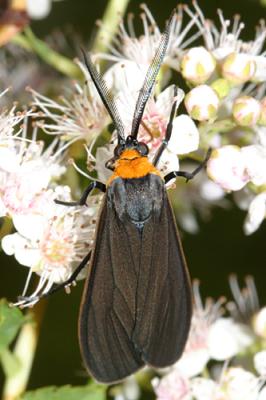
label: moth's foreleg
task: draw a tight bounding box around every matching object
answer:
[55,181,106,207]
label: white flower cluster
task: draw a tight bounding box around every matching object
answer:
[0,3,265,306]
[152,277,266,400]
[0,91,101,305]
[26,2,266,234]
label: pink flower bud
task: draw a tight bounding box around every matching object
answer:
[221,53,256,84]
[233,96,261,126]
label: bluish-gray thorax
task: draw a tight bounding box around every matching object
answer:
[107,174,164,225]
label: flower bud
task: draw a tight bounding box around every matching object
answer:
[185,85,219,121]
[207,145,249,191]
[233,96,261,126]
[221,52,256,84]
[258,97,266,125]
[181,46,216,84]
[211,78,230,99]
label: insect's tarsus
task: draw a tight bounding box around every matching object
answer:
[164,148,212,184]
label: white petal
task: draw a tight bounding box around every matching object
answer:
[157,149,179,177]
[26,0,52,19]
[208,318,254,360]
[0,198,7,217]
[254,350,266,376]
[252,55,266,82]
[168,115,199,154]
[175,348,210,378]
[13,214,46,239]
[156,85,184,118]
[191,378,218,400]
[244,193,266,235]
[0,148,19,173]
[104,61,145,94]
[95,144,115,182]
[207,145,249,191]
[259,387,266,400]
[241,145,266,186]
[15,247,41,268]
[200,180,225,201]
[2,233,24,256]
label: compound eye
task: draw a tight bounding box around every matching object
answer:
[137,142,149,156]
[114,144,124,157]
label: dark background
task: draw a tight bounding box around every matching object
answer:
[0,0,265,390]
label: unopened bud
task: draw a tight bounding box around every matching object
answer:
[181,46,216,85]
[185,85,219,121]
[233,96,261,126]
[221,52,256,85]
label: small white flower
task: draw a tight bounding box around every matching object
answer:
[233,96,261,126]
[244,192,266,235]
[207,145,249,191]
[181,47,216,85]
[185,85,219,121]
[29,65,109,143]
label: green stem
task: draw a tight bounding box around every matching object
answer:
[92,0,130,54]
[23,27,82,79]
[2,301,47,400]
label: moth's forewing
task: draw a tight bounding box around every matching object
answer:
[78,174,192,383]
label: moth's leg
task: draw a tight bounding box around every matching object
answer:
[164,148,212,184]
[16,251,91,306]
[55,181,106,207]
[153,86,178,167]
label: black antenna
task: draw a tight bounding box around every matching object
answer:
[81,49,125,143]
[131,10,176,139]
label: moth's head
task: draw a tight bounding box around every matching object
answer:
[114,135,149,159]
[105,136,149,170]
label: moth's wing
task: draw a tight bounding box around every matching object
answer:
[132,193,192,368]
[78,197,144,384]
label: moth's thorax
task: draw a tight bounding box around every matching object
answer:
[107,149,162,185]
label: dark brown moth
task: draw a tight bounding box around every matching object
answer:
[18,10,210,384]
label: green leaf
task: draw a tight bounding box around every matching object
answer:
[0,299,25,353]
[20,383,106,400]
